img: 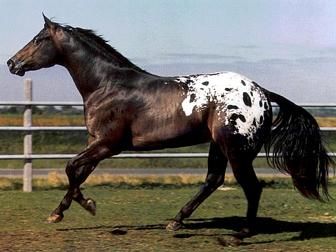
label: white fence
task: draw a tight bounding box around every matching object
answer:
[1,79,336,191]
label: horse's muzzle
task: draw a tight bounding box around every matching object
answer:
[7,58,25,76]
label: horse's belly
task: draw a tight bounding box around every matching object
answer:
[130,121,211,150]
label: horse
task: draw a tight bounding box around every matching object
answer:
[7,15,333,238]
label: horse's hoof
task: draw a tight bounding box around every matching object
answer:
[166,220,184,231]
[47,213,63,223]
[232,228,255,239]
[85,198,96,216]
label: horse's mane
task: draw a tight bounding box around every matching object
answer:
[63,24,147,73]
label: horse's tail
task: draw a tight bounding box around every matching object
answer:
[263,89,334,200]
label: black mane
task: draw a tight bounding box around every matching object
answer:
[63,25,147,73]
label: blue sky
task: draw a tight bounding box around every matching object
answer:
[1,0,336,102]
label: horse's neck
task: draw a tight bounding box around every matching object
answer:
[62,54,131,101]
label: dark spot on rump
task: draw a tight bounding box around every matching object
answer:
[260,115,264,124]
[189,93,196,103]
[202,81,209,86]
[241,80,246,86]
[264,102,268,109]
[259,100,263,107]
[252,81,259,85]
[221,94,225,98]
[230,113,246,125]
[250,92,253,96]
[243,92,252,107]
[225,88,233,92]
[228,105,239,110]
[186,79,194,84]
[230,113,239,121]
[238,114,246,122]
[252,118,257,127]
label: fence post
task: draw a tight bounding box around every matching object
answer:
[23,79,32,192]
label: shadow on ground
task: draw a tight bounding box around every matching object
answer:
[184,217,336,240]
[56,216,336,245]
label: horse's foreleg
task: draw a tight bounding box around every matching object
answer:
[47,140,118,223]
[166,142,227,231]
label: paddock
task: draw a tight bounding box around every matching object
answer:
[1,184,336,251]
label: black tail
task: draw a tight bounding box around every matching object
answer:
[264,90,334,200]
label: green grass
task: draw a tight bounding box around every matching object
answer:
[1,184,335,251]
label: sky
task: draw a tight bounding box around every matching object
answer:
[1,0,336,103]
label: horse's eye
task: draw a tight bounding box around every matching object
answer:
[33,35,50,45]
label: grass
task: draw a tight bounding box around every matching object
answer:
[0,182,335,251]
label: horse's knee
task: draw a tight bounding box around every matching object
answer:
[206,173,224,188]
[216,175,225,187]
[65,159,84,183]
[65,159,76,178]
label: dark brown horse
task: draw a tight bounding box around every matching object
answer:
[7,15,333,238]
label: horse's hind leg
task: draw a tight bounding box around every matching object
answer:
[229,157,263,238]
[166,142,228,231]
[47,140,118,223]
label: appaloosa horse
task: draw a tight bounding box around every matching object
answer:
[7,15,332,238]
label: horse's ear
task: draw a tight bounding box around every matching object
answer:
[43,13,54,29]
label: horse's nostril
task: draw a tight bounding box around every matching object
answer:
[7,59,14,69]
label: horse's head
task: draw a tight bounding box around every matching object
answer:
[7,14,63,76]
